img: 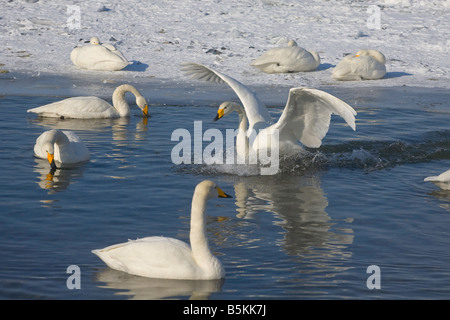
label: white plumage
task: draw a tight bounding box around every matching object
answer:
[332,49,387,81]
[92,180,232,280]
[251,40,321,73]
[183,63,356,160]
[424,169,450,190]
[34,129,90,168]
[27,84,148,119]
[70,37,131,71]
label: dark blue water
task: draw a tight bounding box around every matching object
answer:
[0,86,449,299]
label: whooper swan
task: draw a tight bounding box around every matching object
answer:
[92,180,232,280]
[27,84,149,119]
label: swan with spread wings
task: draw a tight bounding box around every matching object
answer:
[182,63,357,160]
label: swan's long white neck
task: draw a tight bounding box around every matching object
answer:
[233,104,250,159]
[236,106,248,133]
[189,191,216,266]
[225,102,248,133]
[112,84,143,117]
[44,130,75,161]
[213,68,272,130]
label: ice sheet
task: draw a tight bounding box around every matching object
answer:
[1,0,449,100]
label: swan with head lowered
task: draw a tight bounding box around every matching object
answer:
[183,63,356,161]
[332,49,386,81]
[27,84,149,119]
[70,36,131,71]
[251,40,321,73]
[34,129,90,170]
[92,180,232,280]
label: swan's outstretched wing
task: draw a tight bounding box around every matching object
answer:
[182,63,273,129]
[272,88,356,148]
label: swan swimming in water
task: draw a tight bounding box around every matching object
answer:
[92,180,232,280]
[183,63,356,161]
[34,129,90,169]
[332,49,386,81]
[424,169,450,190]
[27,84,149,119]
[251,40,321,73]
[70,36,131,71]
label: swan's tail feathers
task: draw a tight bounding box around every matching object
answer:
[181,63,226,84]
[424,169,450,182]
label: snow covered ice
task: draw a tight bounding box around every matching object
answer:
[0,0,449,100]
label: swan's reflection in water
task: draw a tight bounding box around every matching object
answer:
[93,268,224,300]
[33,158,86,194]
[89,173,353,298]
[428,189,450,212]
[228,173,354,270]
[29,115,149,143]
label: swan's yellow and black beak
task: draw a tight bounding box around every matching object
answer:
[47,152,57,170]
[217,187,232,198]
[213,109,224,122]
[143,104,149,117]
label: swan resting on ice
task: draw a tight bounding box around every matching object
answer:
[183,63,356,164]
[92,180,232,280]
[27,84,149,119]
[424,169,450,190]
[332,49,386,81]
[251,40,321,73]
[34,129,90,169]
[70,36,131,71]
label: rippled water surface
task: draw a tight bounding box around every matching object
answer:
[0,86,449,299]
